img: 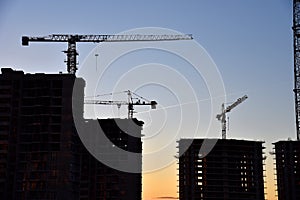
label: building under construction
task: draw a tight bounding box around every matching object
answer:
[0,68,85,199]
[0,68,143,200]
[273,140,300,200]
[79,118,143,200]
[178,139,265,200]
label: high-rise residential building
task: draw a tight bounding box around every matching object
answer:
[79,118,143,200]
[0,68,143,200]
[0,68,85,199]
[178,138,265,200]
[274,140,300,200]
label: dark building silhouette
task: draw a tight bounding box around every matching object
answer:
[79,118,143,200]
[0,68,143,200]
[178,139,265,200]
[0,68,85,199]
[274,140,300,200]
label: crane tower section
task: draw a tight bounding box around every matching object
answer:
[293,0,300,140]
[216,95,248,139]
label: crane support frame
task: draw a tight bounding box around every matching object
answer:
[293,0,300,140]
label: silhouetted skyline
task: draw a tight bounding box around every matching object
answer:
[0,1,295,199]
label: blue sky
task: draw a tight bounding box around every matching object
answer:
[0,0,293,199]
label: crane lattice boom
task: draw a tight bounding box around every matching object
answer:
[22,33,193,74]
[216,95,248,139]
[22,34,193,43]
[293,0,300,140]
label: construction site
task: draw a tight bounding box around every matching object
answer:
[0,33,193,200]
[0,1,300,200]
[0,68,145,199]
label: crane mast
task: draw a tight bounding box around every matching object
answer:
[22,34,193,74]
[216,95,248,139]
[293,0,300,140]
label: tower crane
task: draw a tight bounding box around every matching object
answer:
[293,0,300,140]
[216,95,248,139]
[21,34,193,74]
[84,90,157,118]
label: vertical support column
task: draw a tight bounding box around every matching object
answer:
[65,36,78,74]
[221,104,227,139]
[293,0,300,140]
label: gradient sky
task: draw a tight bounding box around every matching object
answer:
[0,1,293,199]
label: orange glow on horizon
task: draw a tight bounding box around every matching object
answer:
[142,158,278,200]
[143,162,178,200]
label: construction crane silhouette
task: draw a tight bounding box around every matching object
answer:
[216,95,248,139]
[293,0,300,140]
[84,90,157,118]
[22,34,193,74]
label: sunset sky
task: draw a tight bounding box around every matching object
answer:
[0,1,294,199]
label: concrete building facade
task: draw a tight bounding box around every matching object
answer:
[0,68,143,200]
[178,139,265,200]
[0,68,85,199]
[79,118,143,200]
[274,140,300,200]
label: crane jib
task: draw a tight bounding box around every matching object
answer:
[21,33,193,74]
